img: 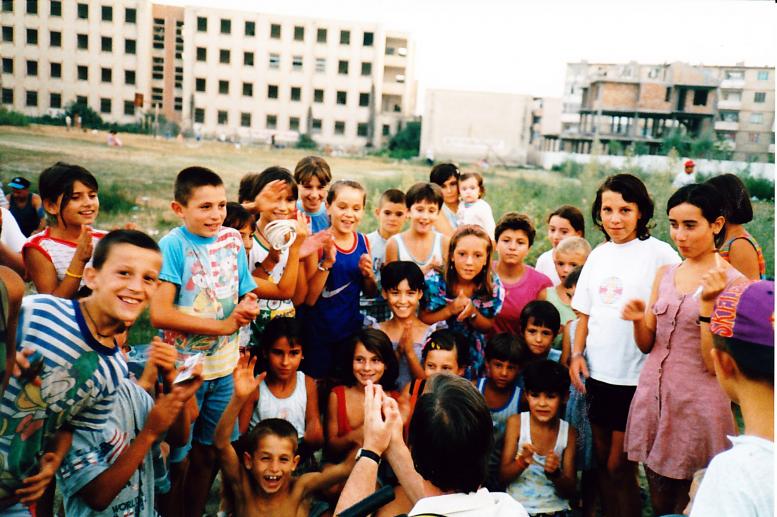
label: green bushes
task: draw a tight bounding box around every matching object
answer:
[0,108,30,127]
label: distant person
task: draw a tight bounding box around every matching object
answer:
[106,130,122,147]
[65,114,72,131]
[673,159,696,188]
[425,148,434,166]
[6,176,45,237]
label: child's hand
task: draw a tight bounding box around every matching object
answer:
[701,255,728,302]
[16,452,60,503]
[300,229,331,259]
[13,348,43,386]
[146,388,187,439]
[149,336,178,382]
[230,293,260,329]
[358,254,375,280]
[74,225,94,264]
[253,179,288,214]
[232,354,266,401]
[420,258,442,276]
[399,321,414,356]
[320,235,337,268]
[544,451,561,476]
[621,299,646,322]
[569,355,589,394]
[293,210,309,245]
[448,289,469,317]
[515,443,534,468]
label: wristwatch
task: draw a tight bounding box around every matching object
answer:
[355,448,381,465]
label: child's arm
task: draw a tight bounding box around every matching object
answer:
[295,452,356,500]
[150,281,258,336]
[0,267,23,392]
[621,266,663,354]
[16,428,73,504]
[569,313,590,394]
[252,212,309,300]
[383,237,399,265]
[25,225,93,298]
[214,356,265,487]
[291,254,314,306]
[499,414,533,485]
[419,289,467,325]
[325,390,363,458]
[304,241,336,305]
[398,323,425,380]
[302,374,324,451]
[699,258,729,373]
[237,389,259,435]
[544,425,576,500]
[359,253,379,297]
[560,320,573,367]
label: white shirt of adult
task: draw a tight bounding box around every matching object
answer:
[409,487,529,517]
[690,435,774,517]
[534,249,561,286]
[1,207,27,253]
[571,236,680,385]
[672,170,695,188]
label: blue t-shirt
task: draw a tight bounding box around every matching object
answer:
[0,295,128,497]
[158,226,256,380]
[303,232,369,378]
[296,200,330,233]
[58,379,162,517]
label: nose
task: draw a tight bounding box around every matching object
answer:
[127,274,143,292]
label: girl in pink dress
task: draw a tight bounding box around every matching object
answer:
[622,183,742,515]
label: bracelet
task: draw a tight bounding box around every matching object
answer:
[318,262,332,272]
[65,269,83,279]
[571,352,584,360]
[698,315,711,324]
[355,448,381,465]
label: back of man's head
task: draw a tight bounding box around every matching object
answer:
[407,374,493,494]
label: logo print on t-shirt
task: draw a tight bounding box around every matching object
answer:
[598,276,623,305]
[321,282,351,299]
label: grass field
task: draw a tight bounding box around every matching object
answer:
[0,124,772,516]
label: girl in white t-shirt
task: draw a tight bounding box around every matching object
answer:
[568,174,680,517]
[534,205,586,286]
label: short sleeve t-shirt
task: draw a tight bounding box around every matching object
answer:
[1,207,27,253]
[58,379,159,517]
[366,230,388,286]
[0,295,127,496]
[493,265,552,336]
[158,226,256,380]
[571,237,680,385]
[690,435,774,517]
[296,200,329,233]
[534,249,561,286]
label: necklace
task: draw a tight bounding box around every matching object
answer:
[81,301,121,339]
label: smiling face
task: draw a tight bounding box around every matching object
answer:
[83,243,162,324]
[523,320,555,357]
[485,358,519,389]
[439,176,459,206]
[244,434,299,495]
[46,180,99,227]
[600,190,641,244]
[459,177,481,204]
[376,201,407,237]
[408,200,440,235]
[553,249,587,283]
[259,183,296,223]
[327,186,364,236]
[526,390,563,423]
[352,342,385,387]
[452,234,489,282]
[547,215,580,248]
[423,349,462,376]
[298,176,327,214]
[383,279,422,320]
[496,228,530,266]
[173,184,227,238]
[266,337,303,382]
[669,202,721,259]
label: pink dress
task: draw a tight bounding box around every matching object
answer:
[624,264,738,480]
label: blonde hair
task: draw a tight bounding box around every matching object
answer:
[553,236,591,259]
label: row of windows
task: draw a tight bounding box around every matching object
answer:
[192,108,375,136]
[195,17,373,46]
[723,69,771,82]
[1,59,137,85]
[194,47,375,76]
[1,1,137,23]
[0,89,139,115]
[1,27,138,54]
[718,111,769,124]
[193,79,370,106]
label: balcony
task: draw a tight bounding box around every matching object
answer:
[560,112,580,123]
[714,120,740,131]
[718,99,742,110]
[720,78,745,90]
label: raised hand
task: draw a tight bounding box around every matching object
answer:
[701,254,729,303]
[253,180,288,213]
[232,354,265,401]
[621,299,646,322]
[74,225,94,264]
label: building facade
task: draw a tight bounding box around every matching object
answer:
[0,0,416,149]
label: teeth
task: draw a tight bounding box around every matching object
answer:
[119,297,140,304]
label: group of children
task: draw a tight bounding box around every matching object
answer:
[0,156,770,517]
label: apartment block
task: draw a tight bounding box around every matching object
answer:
[530,96,561,152]
[0,0,417,149]
[558,61,775,162]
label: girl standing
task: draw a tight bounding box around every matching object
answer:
[421,225,504,379]
[622,184,740,515]
[429,163,460,236]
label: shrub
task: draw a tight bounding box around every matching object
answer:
[0,108,30,127]
[388,121,420,158]
[295,133,317,149]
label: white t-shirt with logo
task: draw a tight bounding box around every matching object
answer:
[571,236,680,385]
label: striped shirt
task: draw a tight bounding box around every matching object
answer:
[0,295,127,494]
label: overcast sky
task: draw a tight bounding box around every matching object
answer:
[166,0,775,112]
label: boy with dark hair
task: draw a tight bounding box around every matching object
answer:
[385,183,448,274]
[293,156,332,233]
[150,167,260,516]
[216,356,354,516]
[691,279,774,516]
[0,229,163,515]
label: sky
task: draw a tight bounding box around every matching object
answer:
[165,0,776,113]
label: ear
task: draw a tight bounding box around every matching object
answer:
[82,266,98,290]
[171,200,185,218]
[292,454,300,471]
[711,347,738,380]
[374,206,381,217]
[456,367,465,376]
[42,198,58,217]
[242,451,253,471]
[711,216,725,237]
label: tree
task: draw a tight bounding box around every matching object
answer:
[607,140,624,156]
[388,121,421,159]
[661,129,690,156]
[65,100,103,129]
[633,141,650,156]
[295,133,317,149]
[690,130,716,159]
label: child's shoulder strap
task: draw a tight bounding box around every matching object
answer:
[555,419,570,455]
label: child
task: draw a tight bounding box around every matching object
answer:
[690,279,774,517]
[242,167,310,335]
[568,174,680,517]
[706,173,766,280]
[456,172,495,240]
[534,205,586,286]
[225,201,255,257]
[378,261,432,387]
[0,229,162,514]
[57,339,202,516]
[492,212,553,336]
[303,180,377,379]
[238,317,324,455]
[520,301,562,363]
[384,183,448,274]
[149,166,261,516]
[420,225,504,379]
[215,355,354,517]
[500,360,576,516]
[477,333,524,435]
[24,162,107,298]
[294,156,332,234]
[429,163,460,236]
[544,237,590,347]
[326,328,399,461]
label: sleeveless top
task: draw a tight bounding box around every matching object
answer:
[250,371,307,438]
[393,232,444,268]
[9,192,40,237]
[718,232,766,279]
[476,378,522,436]
[507,412,571,514]
[442,204,458,230]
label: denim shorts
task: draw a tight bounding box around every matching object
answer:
[168,374,239,463]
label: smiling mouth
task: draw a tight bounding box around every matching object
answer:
[119,296,141,305]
